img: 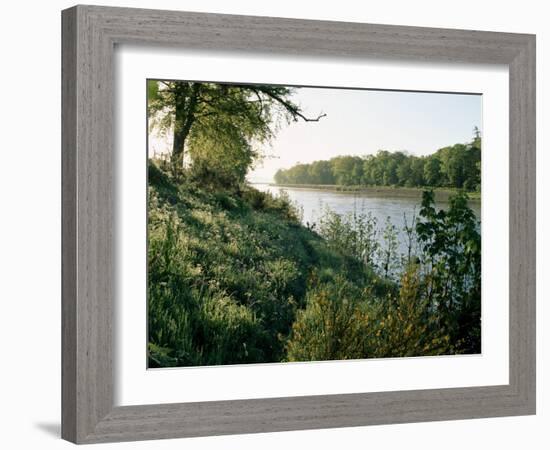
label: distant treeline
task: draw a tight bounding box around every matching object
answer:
[274,135,481,191]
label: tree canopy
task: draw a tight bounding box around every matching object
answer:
[274,134,481,191]
[147,80,325,185]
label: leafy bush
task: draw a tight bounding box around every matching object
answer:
[286,277,370,361]
[240,186,303,222]
[286,267,451,362]
[416,190,481,353]
[316,208,379,268]
[363,266,451,358]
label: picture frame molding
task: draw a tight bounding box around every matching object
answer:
[61,4,536,444]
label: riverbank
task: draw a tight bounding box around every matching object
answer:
[147,162,391,367]
[148,162,481,367]
[265,183,481,202]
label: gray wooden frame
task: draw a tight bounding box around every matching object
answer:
[62,4,536,444]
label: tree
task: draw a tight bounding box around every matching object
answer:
[274,169,288,184]
[409,157,425,187]
[383,159,398,185]
[462,146,481,190]
[331,156,359,185]
[148,80,326,179]
[396,158,412,186]
[472,126,481,149]
[309,160,334,184]
[415,190,481,352]
[437,144,466,188]
[423,156,441,186]
[274,137,480,192]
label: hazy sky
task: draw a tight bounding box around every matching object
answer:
[149,86,481,183]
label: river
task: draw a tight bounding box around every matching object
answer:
[253,183,481,257]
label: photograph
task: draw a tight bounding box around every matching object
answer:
[146,80,482,368]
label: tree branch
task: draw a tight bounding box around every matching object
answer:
[244,86,327,122]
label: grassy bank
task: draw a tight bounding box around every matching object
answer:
[148,162,480,367]
[267,183,481,202]
[147,162,394,367]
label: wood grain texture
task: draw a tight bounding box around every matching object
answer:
[508,36,536,408]
[61,6,77,443]
[62,5,114,442]
[61,4,536,444]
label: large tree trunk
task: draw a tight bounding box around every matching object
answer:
[171,83,201,174]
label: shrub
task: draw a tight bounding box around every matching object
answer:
[286,277,370,362]
[416,190,481,353]
[286,267,452,362]
[363,266,451,358]
[240,187,302,222]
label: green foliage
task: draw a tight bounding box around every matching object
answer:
[315,208,407,281]
[416,190,481,353]
[286,189,481,360]
[188,126,255,188]
[147,206,267,367]
[316,208,380,268]
[148,80,324,183]
[240,186,303,222]
[363,266,452,357]
[286,266,452,361]
[147,79,160,103]
[286,277,371,361]
[423,156,442,186]
[274,134,481,191]
[378,217,400,279]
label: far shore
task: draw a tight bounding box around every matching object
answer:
[254,183,481,202]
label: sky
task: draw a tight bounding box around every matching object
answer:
[149,86,481,183]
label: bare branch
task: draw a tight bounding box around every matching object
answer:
[242,85,327,122]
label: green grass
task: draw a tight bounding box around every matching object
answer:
[147,162,390,367]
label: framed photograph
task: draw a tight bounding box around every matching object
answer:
[62,5,536,444]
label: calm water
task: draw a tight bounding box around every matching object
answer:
[253,183,481,256]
